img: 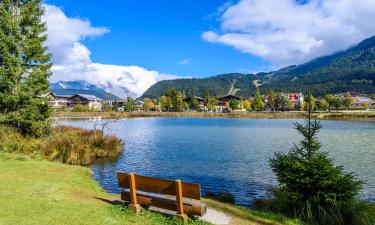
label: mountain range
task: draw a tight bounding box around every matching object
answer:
[142,36,375,98]
[50,81,120,100]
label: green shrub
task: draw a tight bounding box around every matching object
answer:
[71,104,90,112]
[269,105,371,225]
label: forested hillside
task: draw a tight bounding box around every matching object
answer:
[142,73,262,98]
[142,36,375,98]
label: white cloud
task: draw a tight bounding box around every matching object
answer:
[44,4,178,98]
[202,0,375,68]
[178,58,191,65]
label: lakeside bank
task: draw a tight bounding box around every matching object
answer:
[0,124,303,225]
[52,110,375,120]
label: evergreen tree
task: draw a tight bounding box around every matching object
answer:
[125,97,135,111]
[269,102,363,225]
[0,0,52,136]
[333,97,343,111]
[266,89,276,111]
[319,99,329,111]
[343,97,354,110]
[229,99,239,110]
[252,87,264,111]
[304,94,316,111]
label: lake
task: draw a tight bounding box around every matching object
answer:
[58,117,375,206]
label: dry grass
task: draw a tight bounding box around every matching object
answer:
[0,125,123,165]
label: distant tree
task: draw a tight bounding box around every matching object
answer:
[159,95,171,111]
[102,104,112,112]
[72,104,89,112]
[229,100,240,110]
[252,88,264,111]
[165,88,185,112]
[204,89,210,105]
[343,97,354,110]
[190,96,200,110]
[224,101,230,110]
[325,94,336,111]
[304,94,316,111]
[333,97,343,111]
[319,99,329,111]
[275,93,289,111]
[207,96,218,111]
[0,0,52,136]
[269,102,363,225]
[175,92,186,112]
[143,98,155,111]
[287,101,294,111]
[125,97,135,111]
[266,89,276,111]
[363,102,369,109]
[243,100,251,111]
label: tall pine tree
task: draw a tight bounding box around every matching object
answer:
[0,0,52,136]
[252,87,264,111]
[269,102,364,225]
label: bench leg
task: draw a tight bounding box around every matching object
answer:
[175,180,188,223]
[128,203,141,213]
[174,213,188,223]
[128,173,141,214]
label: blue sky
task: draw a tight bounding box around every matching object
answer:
[43,0,375,98]
[44,0,270,77]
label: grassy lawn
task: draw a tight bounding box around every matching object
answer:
[0,153,305,225]
[0,154,208,225]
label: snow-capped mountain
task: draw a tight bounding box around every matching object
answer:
[50,81,122,100]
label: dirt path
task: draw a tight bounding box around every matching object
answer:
[200,207,265,225]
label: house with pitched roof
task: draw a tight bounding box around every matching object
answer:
[67,94,102,110]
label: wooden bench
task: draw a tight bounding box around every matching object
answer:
[117,172,207,222]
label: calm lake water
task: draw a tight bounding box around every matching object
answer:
[58,117,375,206]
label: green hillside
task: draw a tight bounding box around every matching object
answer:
[142,73,262,98]
[142,36,375,98]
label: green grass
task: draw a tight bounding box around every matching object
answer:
[0,154,308,225]
[0,154,208,225]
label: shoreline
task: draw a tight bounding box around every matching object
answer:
[52,111,375,120]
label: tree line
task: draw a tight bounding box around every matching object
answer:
[129,88,369,112]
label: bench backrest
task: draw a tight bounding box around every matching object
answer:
[117,172,201,200]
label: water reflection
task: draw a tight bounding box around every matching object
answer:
[59,117,375,206]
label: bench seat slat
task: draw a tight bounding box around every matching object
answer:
[121,190,207,216]
[117,173,201,200]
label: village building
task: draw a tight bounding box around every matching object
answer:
[218,95,240,106]
[217,95,241,112]
[67,94,102,110]
[184,96,205,110]
[102,99,128,111]
[39,92,72,109]
[287,93,304,107]
[351,96,373,109]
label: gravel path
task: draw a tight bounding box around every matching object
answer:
[200,208,231,225]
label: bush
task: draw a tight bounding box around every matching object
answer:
[71,104,90,112]
[268,105,371,225]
